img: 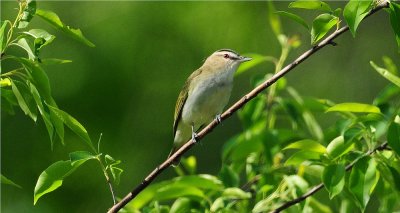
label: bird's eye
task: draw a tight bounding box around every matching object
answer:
[224,54,230,59]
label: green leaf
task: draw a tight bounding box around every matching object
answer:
[22,29,55,56]
[348,157,379,211]
[18,0,37,29]
[40,58,72,65]
[28,82,54,144]
[285,150,321,166]
[130,181,170,209]
[46,104,95,152]
[1,174,22,188]
[311,13,339,45]
[388,166,400,192]
[326,102,381,114]
[180,156,197,175]
[382,56,398,75]
[289,0,332,12]
[170,197,192,213]
[35,9,95,47]
[210,197,225,212]
[222,187,251,199]
[387,122,400,156]
[388,2,400,52]
[373,84,400,105]
[219,165,239,187]
[343,127,364,143]
[343,0,372,37]
[326,136,354,160]
[276,11,309,30]
[34,160,80,204]
[235,54,276,76]
[153,184,205,201]
[283,139,326,153]
[10,79,37,121]
[267,1,282,36]
[174,175,223,190]
[69,151,96,166]
[110,166,123,185]
[11,57,52,101]
[14,38,35,59]
[1,78,11,87]
[322,164,345,199]
[0,21,8,53]
[370,61,400,88]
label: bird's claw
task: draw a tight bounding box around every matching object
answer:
[215,114,222,124]
[191,131,198,143]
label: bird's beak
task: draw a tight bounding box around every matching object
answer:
[238,56,252,62]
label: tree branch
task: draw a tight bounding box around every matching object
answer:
[270,141,388,213]
[107,2,389,212]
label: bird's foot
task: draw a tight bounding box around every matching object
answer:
[215,114,222,124]
[191,131,198,143]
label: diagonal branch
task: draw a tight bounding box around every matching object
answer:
[270,141,389,213]
[107,2,389,212]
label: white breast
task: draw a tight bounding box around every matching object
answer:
[181,68,234,129]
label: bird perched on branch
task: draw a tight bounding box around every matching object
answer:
[168,49,252,166]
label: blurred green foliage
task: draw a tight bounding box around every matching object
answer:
[1,1,399,212]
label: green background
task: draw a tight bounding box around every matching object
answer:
[1,1,397,212]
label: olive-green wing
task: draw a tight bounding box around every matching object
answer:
[173,68,203,136]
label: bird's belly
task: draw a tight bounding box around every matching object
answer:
[181,81,232,128]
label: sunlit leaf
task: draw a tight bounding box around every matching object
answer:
[326,102,381,114]
[180,156,197,175]
[34,160,79,204]
[343,0,372,37]
[388,2,400,52]
[1,78,11,87]
[22,29,55,56]
[0,21,9,53]
[170,197,192,213]
[18,0,36,29]
[311,13,339,45]
[348,157,379,211]
[40,58,72,65]
[276,11,309,30]
[236,54,276,76]
[326,136,354,160]
[69,151,96,166]
[35,9,95,47]
[46,104,95,152]
[285,150,321,166]
[174,175,223,190]
[222,187,251,199]
[289,0,332,12]
[322,164,345,199]
[283,139,326,153]
[154,184,205,201]
[387,122,400,156]
[370,61,400,88]
[1,174,22,188]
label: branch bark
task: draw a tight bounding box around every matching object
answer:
[270,141,388,213]
[108,2,389,212]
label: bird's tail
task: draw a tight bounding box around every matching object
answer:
[167,146,181,167]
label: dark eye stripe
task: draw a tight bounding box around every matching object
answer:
[216,49,239,56]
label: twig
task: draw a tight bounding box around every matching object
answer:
[270,142,388,213]
[107,2,389,212]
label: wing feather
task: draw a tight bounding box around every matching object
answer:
[173,68,203,136]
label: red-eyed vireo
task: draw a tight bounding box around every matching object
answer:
[169,49,252,165]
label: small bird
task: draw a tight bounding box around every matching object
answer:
[169,49,252,165]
